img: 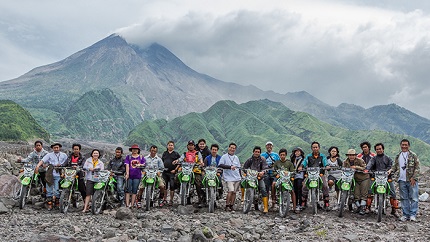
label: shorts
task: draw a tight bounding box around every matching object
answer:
[226,181,240,193]
[328,175,340,192]
[162,172,176,190]
[85,180,96,196]
[138,175,165,189]
[126,178,140,194]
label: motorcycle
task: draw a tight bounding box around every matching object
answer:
[202,166,220,213]
[18,163,42,209]
[91,169,118,215]
[304,167,324,215]
[336,167,355,217]
[241,169,261,214]
[275,169,294,217]
[59,167,81,213]
[141,167,162,211]
[177,162,196,206]
[370,170,391,222]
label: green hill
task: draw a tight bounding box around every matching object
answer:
[0,100,50,141]
[126,99,430,165]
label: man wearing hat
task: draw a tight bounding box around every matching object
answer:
[261,141,280,209]
[178,140,204,207]
[35,142,68,210]
[343,148,369,215]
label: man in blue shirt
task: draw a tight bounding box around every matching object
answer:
[261,141,280,209]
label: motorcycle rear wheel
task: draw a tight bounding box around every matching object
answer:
[92,190,105,215]
[19,185,28,209]
[243,188,254,214]
[59,189,71,214]
[279,189,290,218]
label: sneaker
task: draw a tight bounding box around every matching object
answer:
[410,216,416,222]
[296,205,301,211]
[399,216,409,222]
[137,201,141,209]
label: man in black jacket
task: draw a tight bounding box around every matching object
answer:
[66,143,86,201]
[107,147,126,206]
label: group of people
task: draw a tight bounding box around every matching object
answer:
[17,138,420,222]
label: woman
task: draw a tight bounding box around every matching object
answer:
[124,144,146,208]
[290,147,305,212]
[82,149,104,213]
[326,146,343,200]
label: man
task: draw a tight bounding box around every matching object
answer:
[218,143,241,211]
[243,146,270,213]
[273,148,296,212]
[203,144,223,199]
[17,140,49,192]
[389,139,420,222]
[65,143,87,202]
[107,147,126,206]
[179,140,204,207]
[357,141,376,165]
[35,142,68,210]
[261,141,280,208]
[298,141,330,209]
[161,141,181,206]
[366,143,399,217]
[343,149,369,215]
[143,145,166,207]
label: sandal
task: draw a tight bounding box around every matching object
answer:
[160,200,167,207]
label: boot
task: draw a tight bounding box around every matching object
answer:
[262,197,269,213]
[366,196,373,213]
[359,200,366,215]
[390,198,400,218]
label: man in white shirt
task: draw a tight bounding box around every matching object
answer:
[218,143,241,211]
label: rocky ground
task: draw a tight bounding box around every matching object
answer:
[0,142,429,242]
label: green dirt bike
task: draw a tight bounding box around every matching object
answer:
[304,167,324,215]
[202,166,221,213]
[336,167,355,217]
[275,169,295,218]
[18,163,42,209]
[370,170,391,222]
[141,167,162,211]
[178,162,196,206]
[59,167,81,214]
[91,169,118,215]
[241,169,262,214]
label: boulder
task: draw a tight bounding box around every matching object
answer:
[0,174,20,197]
[115,207,133,220]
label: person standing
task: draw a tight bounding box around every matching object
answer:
[35,143,68,210]
[218,143,241,211]
[261,141,280,209]
[389,139,420,222]
[357,141,375,165]
[124,144,146,208]
[107,147,126,206]
[82,149,104,213]
[273,148,296,212]
[65,143,87,202]
[18,140,49,193]
[290,147,305,212]
[143,145,166,207]
[326,146,343,201]
[161,141,181,206]
[203,144,223,200]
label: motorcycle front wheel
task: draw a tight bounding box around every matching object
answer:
[377,193,384,222]
[92,190,105,215]
[338,190,348,218]
[243,188,254,214]
[59,189,71,214]
[145,186,152,211]
[279,189,290,218]
[208,187,216,213]
[180,182,188,206]
[310,188,317,215]
[19,185,28,209]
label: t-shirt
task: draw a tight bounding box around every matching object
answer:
[218,153,241,182]
[162,150,180,172]
[125,155,146,179]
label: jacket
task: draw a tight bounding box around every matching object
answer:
[343,157,369,182]
[392,150,420,181]
[107,156,126,176]
[243,156,268,172]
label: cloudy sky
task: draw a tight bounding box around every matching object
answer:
[1,0,430,118]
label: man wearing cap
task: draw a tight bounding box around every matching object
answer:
[35,142,68,210]
[178,140,204,207]
[343,148,369,215]
[261,141,280,209]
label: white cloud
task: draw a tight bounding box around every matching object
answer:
[1,0,430,118]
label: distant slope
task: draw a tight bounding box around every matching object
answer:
[0,100,50,141]
[126,99,430,165]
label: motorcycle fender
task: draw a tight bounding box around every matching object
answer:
[61,180,72,189]
[282,183,292,190]
[376,186,386,194]
[248,180,257,188]
[208,180,216,187]
[146,178,155,184]
[309,180,318,188]
[181,175,190,182]
[21,177,31,185]
[341,183,350,191]
[94,182,105,190]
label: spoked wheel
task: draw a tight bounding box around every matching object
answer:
[243,188,254,214]
[377,194,383,222]
[19,185,29,209]
[279,190,290,218]
[180,183,188,206]
[338,190,348,218]
[145,186,152,211]
[92,190,105,215]
[310,188,317,215]
[208,187,216,213]
[59,189,71,214]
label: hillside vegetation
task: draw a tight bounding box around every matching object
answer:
[0,100,50,141]
[126,100,430,165]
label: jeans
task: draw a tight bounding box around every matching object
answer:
[46,176,61,198]
[116,176,125,201]
[126,178,140,194]
[398,180,419,218]
[259,179,268,197]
